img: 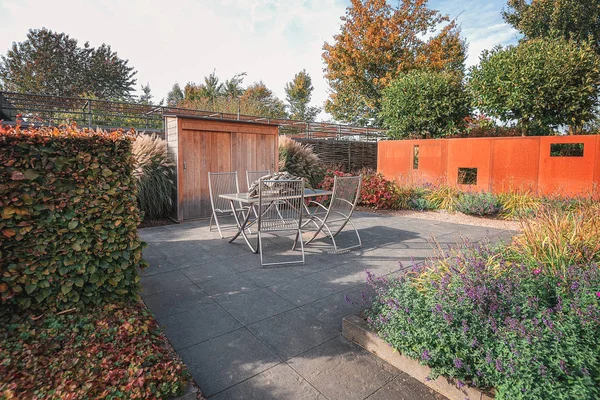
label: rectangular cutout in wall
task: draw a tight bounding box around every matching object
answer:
[458,167,477,185]
[413,145,419,169]
[550,143,584,157]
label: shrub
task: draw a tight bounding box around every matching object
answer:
[367,245,600,399]
[457,192,502,216]
[510,203,600,274]
[381,70,471,139]
[425,185,461,211]
[358,170,399,209]
[279,135,324,187]
[498,190,541,219]
[367,205,600,399]
[132,134,175,220]
[0,302,189,398]
[409,196,436,211]
[0,125,147,311]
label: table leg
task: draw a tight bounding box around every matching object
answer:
[228,200,258,253]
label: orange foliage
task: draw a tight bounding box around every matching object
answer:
[322,0,466,124]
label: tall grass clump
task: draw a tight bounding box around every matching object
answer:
[132,134,175,220]
[279,135,324,187]
[498,190,541,219]
[425,185,461,211]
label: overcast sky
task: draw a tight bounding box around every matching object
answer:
[0,0,520,119]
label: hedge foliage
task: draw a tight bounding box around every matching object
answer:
[0,124,147,311]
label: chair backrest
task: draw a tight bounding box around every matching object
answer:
[329,175,362,218]
[246,169,271,189]
[257,178,304,232]
[208,172,240,212]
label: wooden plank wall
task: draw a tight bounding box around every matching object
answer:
[164,117,179,220]
[294,138,378,171]
[171,117,278,220]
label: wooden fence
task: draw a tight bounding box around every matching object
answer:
[295,138,378,171]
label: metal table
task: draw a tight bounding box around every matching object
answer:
[219,189,332,253]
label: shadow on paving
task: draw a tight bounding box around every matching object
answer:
[138,213,514,399]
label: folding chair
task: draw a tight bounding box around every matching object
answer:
[246,169,270,189]
[303,175,362,253]
[208,171,248,239]
[257,178,305,266]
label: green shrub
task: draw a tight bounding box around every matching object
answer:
[381,70,471,139]
[0,125,147,311]
[425,185,461,211]
[132,134,175,220]
[279,135,324,187]
[457,192,502,216]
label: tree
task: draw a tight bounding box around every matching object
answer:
[223,72,247,99]
[0,28,136,99]
[468,38,600,135]
[381,70,471,139]
[166,83,184,107]
[322,0,466,125]
[503,0,600,54]
[240,81,288,118]
[139,83,153,105]
[284,70,320,121]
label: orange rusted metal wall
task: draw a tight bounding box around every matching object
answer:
[378,135,600,196]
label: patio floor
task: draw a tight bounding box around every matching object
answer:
[139,211,515,400]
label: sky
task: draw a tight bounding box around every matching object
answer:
[0,0,520,120]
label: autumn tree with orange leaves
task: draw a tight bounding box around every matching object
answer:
[322,0,466,125]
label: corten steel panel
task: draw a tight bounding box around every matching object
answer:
[446,138,492,191]
[413,139,447,185]
[594,135,600,193]
[490,137,540,194]
[538,135,598,196]
[378,141,412,181]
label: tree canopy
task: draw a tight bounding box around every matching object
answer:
[284,70,320,121]
[381,70,471,139]
[503,0,600,54]
[0,28,136,100]
[322,0,466,126]
[468,38,600,135]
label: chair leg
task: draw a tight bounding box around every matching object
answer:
[213,211,224,239]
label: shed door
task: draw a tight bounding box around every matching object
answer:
[231,133,278,191]
[180,130,231,219]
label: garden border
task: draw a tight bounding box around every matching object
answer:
[342,313,494,400]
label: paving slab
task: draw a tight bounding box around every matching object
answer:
[142,285,213,319]
[214,288,296,326]
[140,270,194,296]
[158,303,242,350]
[180,261,236,284]
[247,308,339,361]
[287,336,399,400]
[180,328,281,397]
[268,276,338,306]
[210,363,325,400]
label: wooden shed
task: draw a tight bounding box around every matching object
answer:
[165,114,279,221]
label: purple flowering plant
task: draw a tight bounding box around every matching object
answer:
[366,237,600,400]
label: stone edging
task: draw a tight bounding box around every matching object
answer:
[342,314,494,400]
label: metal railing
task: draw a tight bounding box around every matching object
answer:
[0,91,385,141]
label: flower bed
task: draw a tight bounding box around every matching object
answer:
[0,302,189,399]
[365,204,600,399]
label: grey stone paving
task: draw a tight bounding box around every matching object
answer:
[139,211,515,399]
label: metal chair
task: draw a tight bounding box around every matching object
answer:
[257,178,305,266]
[303,175,362,253]
[208,171,248,239]
[246,169,270,190]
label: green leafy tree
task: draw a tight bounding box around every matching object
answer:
[468,38,600,135]
[240,81,288,118]
[322,0,466,125]
[503,0,600,54]
[0,28,136,99]
[139,83,153,105]
[166,83,184,107]
[284,70,320,121]
[223,72,247,98]
[381,70,470,139]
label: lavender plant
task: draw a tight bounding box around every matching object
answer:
[457,192,502,216]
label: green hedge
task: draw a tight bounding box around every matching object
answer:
[0,125,147,311]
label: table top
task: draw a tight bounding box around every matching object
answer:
[220,189,332,204]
